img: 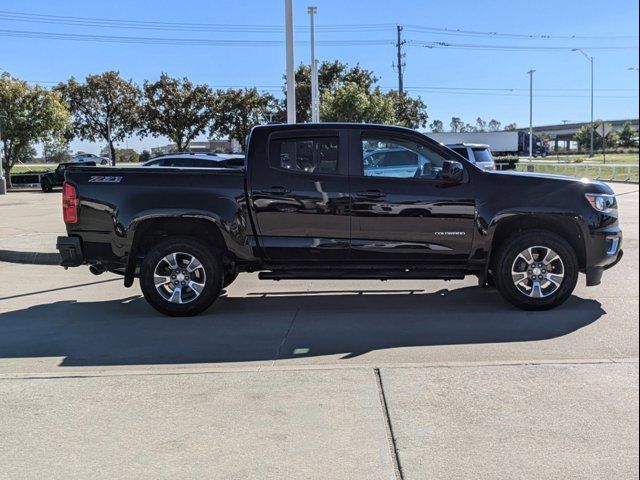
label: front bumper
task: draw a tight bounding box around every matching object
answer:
[585,227,623,286]
[56,236,84,267]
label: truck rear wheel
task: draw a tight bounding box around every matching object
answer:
[493,230,578,310]
[140,237,223,317]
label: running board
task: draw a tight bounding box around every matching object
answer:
[258,269,466,281]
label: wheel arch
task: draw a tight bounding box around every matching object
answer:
[488,213,587,272]
[124,215,229,287]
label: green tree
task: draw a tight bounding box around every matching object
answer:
[100,146,140,163]
[56,71,141,165]
[42,138,72,164]
[0,72,70,187]
[574,120,620,150]
[449,117,464,132]
[139,149,151,163]
[210,88,278,151]
[429,119,444,132]
[141,74,215,152]
[289,61,378,122]
[386,91,428,129]
[475,117,487,132]
[504,123,518,131]
[618,121,639,148]
[320,83,395,124]
[487,119,502,132]
[573,123,595,150]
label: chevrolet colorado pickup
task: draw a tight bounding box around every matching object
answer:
[57,123,623,316]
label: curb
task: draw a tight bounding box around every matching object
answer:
[0,249,61,265]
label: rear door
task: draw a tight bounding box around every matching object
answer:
[348,129,476,266]
[248,129,351,262]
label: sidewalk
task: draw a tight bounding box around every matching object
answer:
[0,190,62,264]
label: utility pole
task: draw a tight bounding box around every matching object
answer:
[308,6,319,123]
[285,0,296,124]
[394,25,405,96]
[0,124,5,194]
[527,69,535,164]
[573,49,594,157]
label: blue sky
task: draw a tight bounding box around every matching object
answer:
[1,0,638,154]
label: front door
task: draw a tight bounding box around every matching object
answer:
[248,129,351,262]
[348,129,476,266]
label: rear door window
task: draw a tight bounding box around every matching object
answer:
[270,137,338,174]
[451,147,470,160]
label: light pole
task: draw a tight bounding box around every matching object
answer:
[527,69,535,164]
[0,67,5,194]
[285,0,296,124]
[307,6,319,123]
[0,123,5,195]
[573,49,594,157]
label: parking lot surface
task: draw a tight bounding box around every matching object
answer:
[0,183,638,479]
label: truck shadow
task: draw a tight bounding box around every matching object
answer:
[0,287,604,367]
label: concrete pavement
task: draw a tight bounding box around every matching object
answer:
[0,183,637,479]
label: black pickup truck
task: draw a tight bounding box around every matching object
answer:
[57,123,623,316]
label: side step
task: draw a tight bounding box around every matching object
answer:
[259,269,466,281]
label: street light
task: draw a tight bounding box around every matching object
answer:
[572,48,594,157]
[307,6,319,123]
[0,67,6,194]
[527,69,535,163]
[284,0,296,124]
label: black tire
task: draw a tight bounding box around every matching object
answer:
[41,179,52,192]
[140,236,223,317]
[493,229,578,310]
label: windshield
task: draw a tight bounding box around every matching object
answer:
[471,148,494,163]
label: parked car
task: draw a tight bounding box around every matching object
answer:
[447,143,496,171]
[57,123,622,316]
[72,153,110,165]
[142,153,245,168]
[40,161,97,192]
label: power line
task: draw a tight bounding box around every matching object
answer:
[1,11,635,41]
[404,24,636,40]
[0,11,393,33]
[0,29,392,46]
[410,40,638,51]
[20,78,636,98]
[2,28,636,52]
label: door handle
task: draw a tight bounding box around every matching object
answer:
[357,190,386,199]
[259,186,291,195]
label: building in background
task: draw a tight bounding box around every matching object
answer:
[151,139,242,157]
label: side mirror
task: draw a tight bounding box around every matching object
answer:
[440,160,464,183]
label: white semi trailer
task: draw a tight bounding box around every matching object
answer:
[426,131,547,157]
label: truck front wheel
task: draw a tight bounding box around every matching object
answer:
[140,237,223,317]
[493,230,578,310]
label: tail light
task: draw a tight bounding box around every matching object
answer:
[62,182,78,224]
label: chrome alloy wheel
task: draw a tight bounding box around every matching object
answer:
[153,252,206,304]
[511,246,565,298]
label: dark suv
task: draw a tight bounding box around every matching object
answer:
[41,161,96,192]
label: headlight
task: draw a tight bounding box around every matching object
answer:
[585,193,617,215]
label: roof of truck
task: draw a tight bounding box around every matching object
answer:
[446,143,490,149]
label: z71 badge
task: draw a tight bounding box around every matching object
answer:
[88,176,123,183]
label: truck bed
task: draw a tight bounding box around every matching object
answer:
[64,165,252,265]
